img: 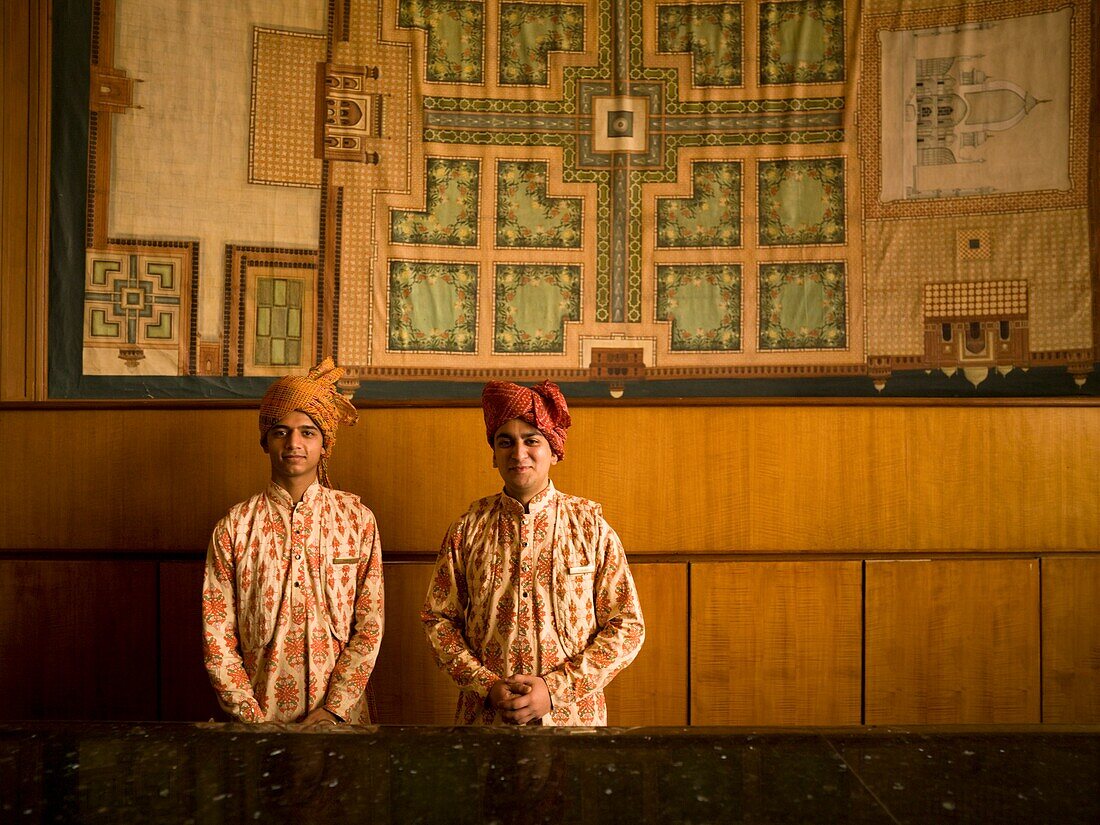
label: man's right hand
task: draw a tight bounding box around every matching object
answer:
[488,679,531,713]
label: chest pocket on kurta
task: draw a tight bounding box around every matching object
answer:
[322,525,365,643]
[552,539,599,658]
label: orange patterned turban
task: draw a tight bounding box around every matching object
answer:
[482,380,571,460]
[258,358,358,487]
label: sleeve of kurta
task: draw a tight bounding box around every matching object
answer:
[201,522,264,722]
[541,518,645,709]
[323,507,385,719]
[420,522,501,700]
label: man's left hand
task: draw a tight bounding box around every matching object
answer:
[300,707,341,727]
[498,675,551,725]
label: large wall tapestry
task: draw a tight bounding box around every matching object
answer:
[49,0,1098,398]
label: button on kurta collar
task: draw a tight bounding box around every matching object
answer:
[265,480,322,514]
[500,480,557,516]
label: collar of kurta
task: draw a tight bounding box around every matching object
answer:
[265,480,323,513]
[500,480,557,516]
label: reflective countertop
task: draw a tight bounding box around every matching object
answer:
[2,723,1098,823]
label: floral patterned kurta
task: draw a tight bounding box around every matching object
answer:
[422,482,644,725]
[202,481,383,723]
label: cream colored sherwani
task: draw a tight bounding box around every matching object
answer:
[422,481,644,725]
[202,481,383,722]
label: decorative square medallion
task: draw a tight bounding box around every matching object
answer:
[758,157,845,246]
[758,261,847,350]
[593,96,650,153]
[957,229,992,261]
[494,264,582,353]
[760,1,845,85]
[657,264,742,351]
[388,261,478,352]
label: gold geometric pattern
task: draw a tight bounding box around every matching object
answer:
[864,208,1090,356]
[956,229,991,262]
[56,0,1095,395]
[923,281,1027,319]
[250,28,325,188]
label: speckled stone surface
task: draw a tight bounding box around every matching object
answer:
[1,724,1097,823]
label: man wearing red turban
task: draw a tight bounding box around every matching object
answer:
[422,380,645,726]
[202,359,384,726]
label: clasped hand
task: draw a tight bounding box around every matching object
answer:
[488,675,551,725]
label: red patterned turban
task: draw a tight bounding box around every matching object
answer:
[258,358,358,487]
[482,380,571,460]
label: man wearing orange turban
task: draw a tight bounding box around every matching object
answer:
[202,358,384,725]
[422,380,645,726]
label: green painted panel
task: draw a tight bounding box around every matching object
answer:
[146,263,174,290]
[89,309,120,338]
[778,15,826,65]
[409,279,458,332]
[144,312,173,339]
[779,277,826,331]
[777,175,827,230]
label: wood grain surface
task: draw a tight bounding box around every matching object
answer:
[865,558,1041,724]
[1042,556,1100,723]
[691,561,862,725]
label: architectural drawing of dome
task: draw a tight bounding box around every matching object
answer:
[907,57,1047,166]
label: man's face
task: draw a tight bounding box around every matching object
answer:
[492,418,558,504]
[264,411,324,487]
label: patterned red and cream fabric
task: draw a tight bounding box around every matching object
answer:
[202,480,384,723]
[482,380,571,459]
[258,358,358,487]
[421,481,645,725]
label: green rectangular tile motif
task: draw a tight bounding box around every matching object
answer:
[389,261,479,352]
[391,158,481,247]
[758,261,846,350]
[760,0,845,85]
[499,3,585,85]
[758,156,845,245]
[399,0,485,83]
[496,160,583,248]
[657,3,743,87]
[494,264,582,352]
[657,264,741,351]
[657,162,742,248]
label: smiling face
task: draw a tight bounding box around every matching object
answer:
[263,410,324,492]
[492,418,558,505]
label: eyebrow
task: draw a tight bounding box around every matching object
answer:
[495,429,543,442]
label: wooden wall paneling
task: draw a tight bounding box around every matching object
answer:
[1042,556,1100,723]
[0,560,158,720]
[332,407,500,554]
[747,408,910,552]
[0,408,263,550]
[336,405,752,555]
[605,562,688,725]
[865,558,1041,725]
[906,408,1100,551]
[1,0,30,399]
[370,562,459,724]
[566,407,752,553]
[691,561,862,726]
[2,406,1098,557]
[159,560,223,721]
